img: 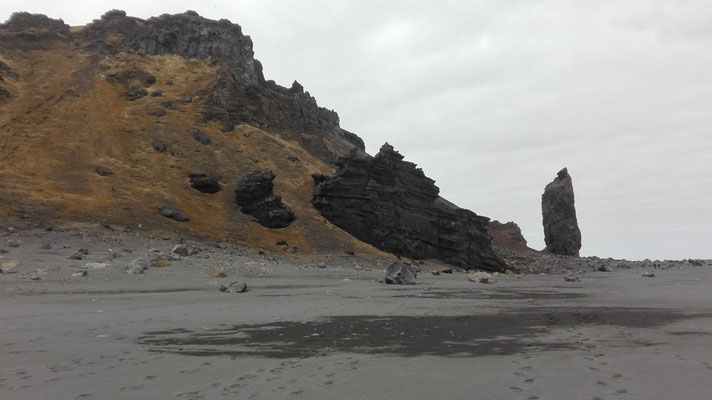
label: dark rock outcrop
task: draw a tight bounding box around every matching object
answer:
[192,130,211,145]
[188,173,221,194]
[384,262,418,285]
[81,10,364,163]
[312,143,505,272]
[235,170,294,229]
[0,12,71,48]
[542,168,581,256]
[488,220,527,247]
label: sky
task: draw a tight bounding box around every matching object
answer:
[2,1,711,260]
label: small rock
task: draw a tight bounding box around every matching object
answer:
[151,108,166,117]
[125,258,148,274]
[150,90,163,97]
[95,166,114,176]
[219,281,247,293]
[29,274,42,281]
[276,240,288,246]
[72,270,88,277]
[78,248,89,255]
[385,262,418,285]
[441,268,453,274]
[317,262,327,269]
[345,250,355,256]
[182,95,192,104]
[68,252,84,260]
[192,129,210,145]
[171,244,198,257]
[642,271,656,278]
[158,206,189,222]
[0,248,7,254]
[467,272,491,283]
[564,272,579,282]
[1,261,18,273]
[7,239,22,248]
[354,265,363,270]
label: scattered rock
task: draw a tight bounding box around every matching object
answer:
[169,149,185,159]
[467,271,492,283]
[235,170,294,229]
[219,281,247,293]
[158,206,189,222]
[7,239,22,248]
[125,258,148,274]
[345,250,355,256]
[285,247,297,254]
[127,86,148,101]
[151,139,168,152]
[95,166,114,176]
[78,248,89,255]
[171,244,199,256]
[542,168,582,256]
[597,265,613,272]
[188,173,221,193]
[182,95,192,104]
[0,248,7,254]
[564,272,580,282]
[72,270,88,277]
[40,243,51,249]
[688,259,705,267]
[384,262,418,285]
[211,267,227,278]
[29,274,42,280]
[192,129,210,145]
[313,143,505,272]
[151,108,166,117]
[442,268,453,274]
[1,261,18,273]
[68,251,84,260]
[161,100,175,109]
[276,240,288,246]
[642,271,656,278]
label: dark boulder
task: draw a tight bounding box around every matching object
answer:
[235,170,294,229]
[158,206,189,222]
[188,173,221,194]
[313,143,505,272]
[542,168,582,256]
[192,130,211,145]
[384,262,418,285]
[95,166,114,176]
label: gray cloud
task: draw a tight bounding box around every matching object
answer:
[3,1,711,259]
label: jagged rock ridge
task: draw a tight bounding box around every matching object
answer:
[313,144,505,272]
[79,10,365,162]
[542,168,582,256]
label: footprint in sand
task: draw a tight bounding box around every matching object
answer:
[510,386,523,392]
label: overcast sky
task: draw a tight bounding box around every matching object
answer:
[3,1,711,260]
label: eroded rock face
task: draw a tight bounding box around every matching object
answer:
[235,170,294,229]
[81,10,364,162]
[542,168,581,256]
[313,143,505,272]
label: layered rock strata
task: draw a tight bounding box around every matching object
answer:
[542,168,581,256]
[313,144,505,272]
[236,170,294,229]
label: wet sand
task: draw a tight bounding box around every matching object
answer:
[1,228,711,399]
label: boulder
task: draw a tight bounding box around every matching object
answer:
[125,258,148,274]
[467,272,492,283]
[564,272,579,282]
[158,206,189,222]
[313,143,506,272]
[542,168,582,256]
[384,262,418,285]
[188,173,221,193]
[235,170,294,228]
[220,281,248,293]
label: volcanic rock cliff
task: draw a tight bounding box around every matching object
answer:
[542,168,582,256]
[312,144,505,272]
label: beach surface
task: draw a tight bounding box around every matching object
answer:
[1,227,711,399]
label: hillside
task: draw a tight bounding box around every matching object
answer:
[0,10,509,270]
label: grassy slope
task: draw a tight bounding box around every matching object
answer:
[0,39,388,259]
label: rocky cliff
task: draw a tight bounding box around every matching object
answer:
[313,144,505,272]
[542,168,582,256]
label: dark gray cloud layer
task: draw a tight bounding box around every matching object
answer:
[3,1,711,260]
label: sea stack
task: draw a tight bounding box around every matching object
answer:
[542,168,581,256]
